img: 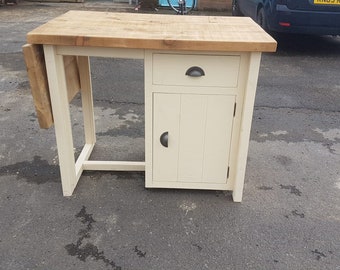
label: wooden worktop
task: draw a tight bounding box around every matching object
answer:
[27,11,276,52]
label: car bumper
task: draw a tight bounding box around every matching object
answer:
[268,4,340,35]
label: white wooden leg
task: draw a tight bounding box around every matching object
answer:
[78,56,96,145]
[233,52,262,202]
[75,56,96,179]
[44,45,77,196]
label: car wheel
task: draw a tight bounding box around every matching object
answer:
[232,0,243,16]
[257,7,268,30]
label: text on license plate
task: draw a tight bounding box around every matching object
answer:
[314,0,340,5]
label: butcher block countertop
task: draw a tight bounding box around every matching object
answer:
[27,11,277,52]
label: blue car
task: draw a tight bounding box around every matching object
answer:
[232,0,340,35]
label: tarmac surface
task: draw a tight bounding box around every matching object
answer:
[0,1,340,270]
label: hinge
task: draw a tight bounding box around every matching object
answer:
[233,102,237,117]
[227,166,230,179]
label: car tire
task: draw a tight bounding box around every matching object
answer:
[257,7,268,30]
[232,0,243,16]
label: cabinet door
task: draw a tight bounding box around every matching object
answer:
[153,93,236,185]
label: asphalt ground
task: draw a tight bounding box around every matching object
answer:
[0,2,340,270]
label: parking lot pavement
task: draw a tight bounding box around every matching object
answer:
[0,2,340,270]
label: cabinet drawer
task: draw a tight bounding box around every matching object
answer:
[152,54,240,88]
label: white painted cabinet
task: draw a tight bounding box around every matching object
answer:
[144,50,261,202]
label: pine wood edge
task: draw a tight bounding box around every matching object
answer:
[23,44,53,129]
[23,44,81,129]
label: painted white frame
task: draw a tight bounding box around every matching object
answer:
[44,46,146,196]
[43,45,261,202]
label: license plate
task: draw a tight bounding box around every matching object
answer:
[314,0,340,5]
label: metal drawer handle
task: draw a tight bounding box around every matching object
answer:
[185,66,205,77]
[160,132,168,148]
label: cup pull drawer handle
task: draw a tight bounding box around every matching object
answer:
[185,66,205,77]
[160,132,168,148]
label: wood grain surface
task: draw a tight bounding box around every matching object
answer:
[27,11,277,52]
[23,44,80,129]
[23,44,53,128]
